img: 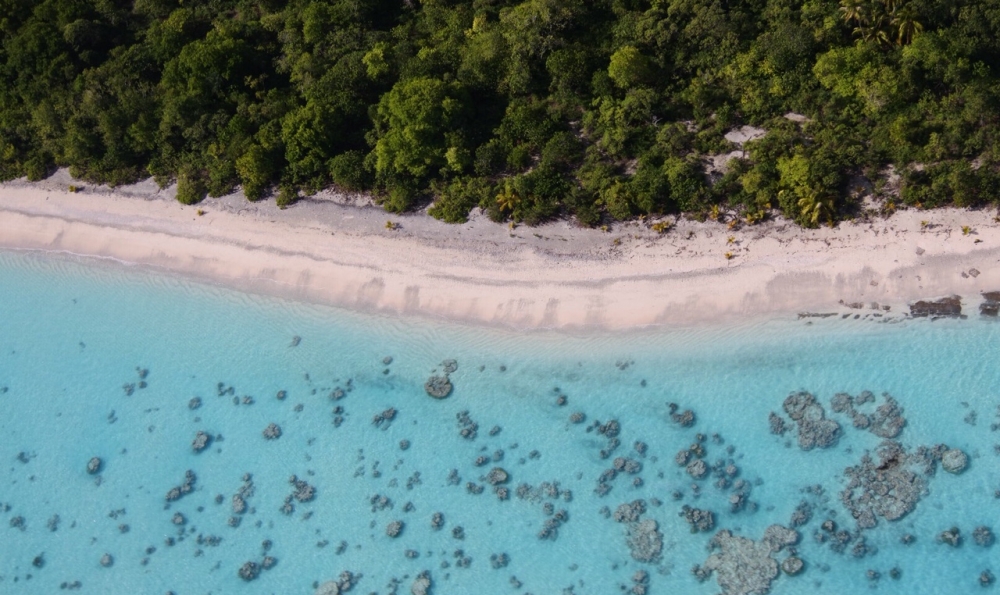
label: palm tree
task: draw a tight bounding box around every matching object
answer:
[892,4,923,45]
[496,181,520,214]
[797,189,836,227]
[855,13,891,47]
[839,0,867,25]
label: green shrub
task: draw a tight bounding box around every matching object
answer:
[276,185,298,208]
[429,177,492,223]
[330,151,372,191]
[176,166,207,205]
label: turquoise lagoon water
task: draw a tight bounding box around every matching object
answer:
[0,249,998,595]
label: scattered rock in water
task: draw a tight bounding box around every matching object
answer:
[315,581,341,595]
[768,412,786,435]
[263,423,282,440]
[386,520,404,538]
[613,500,646,523]
[939,526,962,547]
[165,470,197,502]
[99,553,113,568]
[431,512,444,530]
[288,475,316,503]
[289,336,301,347]
[486,467,509,485]
[668,402,696,427]
[192,431,212,453]
[681,505,715,533]
[701,525,800,595]
[941,448,969,474]
[982,570,996,587]
[424,376,452,399]
[910,295,962,318]
[490,552,510,569]
[86,457,102,475]
[686,459,708,479]
[782,391,841,450]
[441,359,458,374]
[188,397,202,410]
[781,556,804,575]
[238,561,260,581]
[410,570,432,595]
[973,526,994,547]
[276,390,287,400]
[456,410,478,440]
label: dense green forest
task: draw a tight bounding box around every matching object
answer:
[2,0,1000,226]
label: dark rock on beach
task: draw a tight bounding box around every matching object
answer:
[981,292,1000,316]
[910,295,962,318]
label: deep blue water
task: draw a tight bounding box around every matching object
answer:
[0,250,997,595]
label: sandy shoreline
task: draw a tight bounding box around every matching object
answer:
[2,170,999,330]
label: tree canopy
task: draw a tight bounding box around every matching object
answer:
[2,0,1000,226]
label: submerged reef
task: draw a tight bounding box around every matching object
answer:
[840,441,944,528]
[700,525,800,595]
[829,391,906,438]
[781,391,841,450]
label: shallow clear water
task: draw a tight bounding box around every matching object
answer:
[0,250,997,595]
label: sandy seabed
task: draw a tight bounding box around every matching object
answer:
[2,169,999,330]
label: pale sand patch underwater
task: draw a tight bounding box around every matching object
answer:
[2,169,1000,329]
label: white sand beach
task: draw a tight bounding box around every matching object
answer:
[2,170,999,330]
